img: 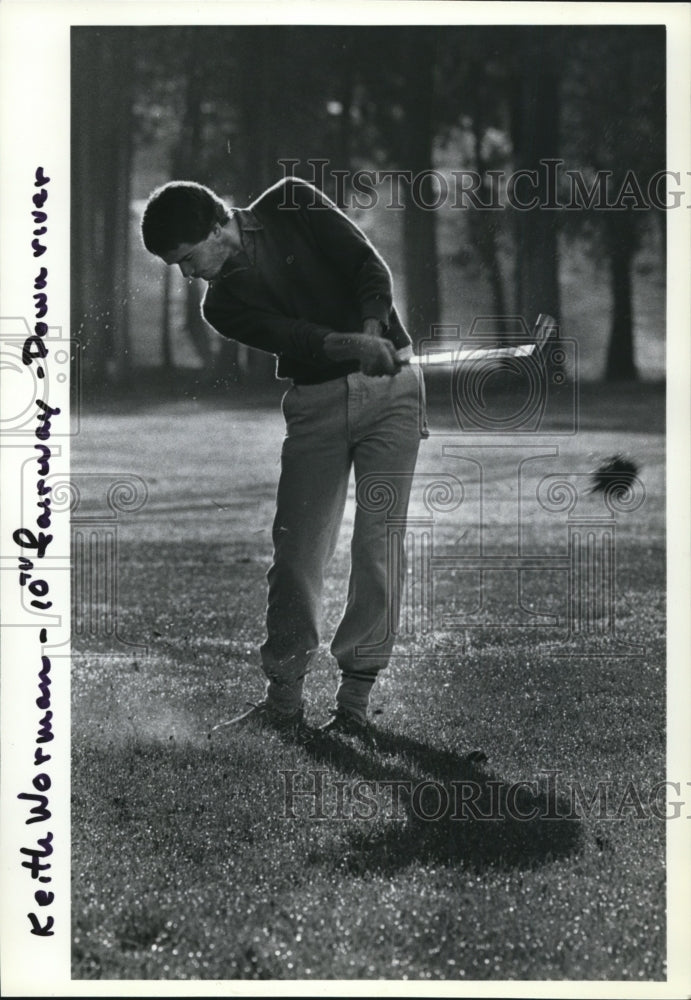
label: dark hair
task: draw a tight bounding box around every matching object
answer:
[141,181,230,256]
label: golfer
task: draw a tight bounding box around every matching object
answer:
[141,176,427,736]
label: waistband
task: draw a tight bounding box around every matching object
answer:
[291,364,359,386]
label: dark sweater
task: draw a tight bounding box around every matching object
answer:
[202,176,412,383]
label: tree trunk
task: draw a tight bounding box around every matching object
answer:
[468,103,508,332]
[72,31,109,389]
[401,29,440,344]
[104,31,134,382]
[172,31,214,377]
[230,26,281,383]
[601,43,639,383]
[72,28,135,391]
[334,28,356,208]
[512,31,560,332]
[185,280,214,373]
[604,211,637,380]
[161,265,174,371]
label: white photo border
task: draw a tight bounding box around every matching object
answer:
[1,2,689,997]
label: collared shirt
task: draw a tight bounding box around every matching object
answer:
[202,176,412,383]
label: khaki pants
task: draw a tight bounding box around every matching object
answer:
[260,364,427,712]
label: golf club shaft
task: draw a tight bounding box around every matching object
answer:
[396,313,556,368]
[404,343,536,367]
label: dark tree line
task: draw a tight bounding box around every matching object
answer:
[562,26,665,380]
[71,25,665,391]
[72,28,135,384]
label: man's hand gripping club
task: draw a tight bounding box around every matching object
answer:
[324,319,401,377]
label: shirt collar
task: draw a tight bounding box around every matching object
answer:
[234,207,263,232]
[214,209,262,279]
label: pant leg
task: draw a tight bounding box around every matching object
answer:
[260,378,352,707]
[330,364,426,704]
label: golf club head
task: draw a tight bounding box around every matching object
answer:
[532,313,558,357]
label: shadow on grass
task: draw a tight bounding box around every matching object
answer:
[299,726,583,874]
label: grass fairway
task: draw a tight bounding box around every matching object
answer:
[71,380,666,981]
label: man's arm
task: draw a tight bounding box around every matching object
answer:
[278,178,395,332]
[203,297,332,365]
[203,298,398,375]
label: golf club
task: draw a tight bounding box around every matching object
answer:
[396,313,557,368]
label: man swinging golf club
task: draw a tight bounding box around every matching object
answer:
[141,175,427,737]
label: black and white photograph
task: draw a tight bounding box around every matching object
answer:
[1,1,690,996]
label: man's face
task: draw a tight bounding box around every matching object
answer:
[162,224,228,281]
